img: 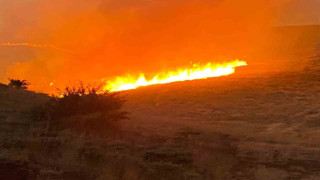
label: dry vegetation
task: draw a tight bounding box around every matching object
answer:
[0,26,320,179]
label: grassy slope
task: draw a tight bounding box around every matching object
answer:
[120,25,320,179]
[0,84,49,111]
[0,84,51,179]
[0,25,319,179]
[121,68,320,179]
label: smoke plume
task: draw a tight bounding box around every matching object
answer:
[0,0,294,92]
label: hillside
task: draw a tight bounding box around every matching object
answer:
[0,83,49,111]
[117,25,320,179]
[119,47,320,179]
[0,25,319,179]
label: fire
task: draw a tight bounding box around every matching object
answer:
[0,42,73,53]
[105,60,247,92]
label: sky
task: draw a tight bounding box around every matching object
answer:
[0,0,319,92]
[275,0,320,25]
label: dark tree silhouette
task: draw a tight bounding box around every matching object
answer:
[8,79,30,89]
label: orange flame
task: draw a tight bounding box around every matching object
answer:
[0,42,73,53]
[104,60,247,92]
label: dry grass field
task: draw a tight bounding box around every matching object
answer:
[119,53,320,179]
[0,26,319,179]
[117,26,320,179]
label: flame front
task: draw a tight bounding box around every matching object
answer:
[105,60,247,92]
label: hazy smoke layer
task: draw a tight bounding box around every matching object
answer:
[0,0,294,92]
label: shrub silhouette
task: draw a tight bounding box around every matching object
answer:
[35,83,127,134]
[53,83,125,117]
[8,79,30,89]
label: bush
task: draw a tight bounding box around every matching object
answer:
[34,83,127,134]
[8,79,30,89]
[52,83,126,119]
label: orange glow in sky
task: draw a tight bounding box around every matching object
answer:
[0,0,306,93]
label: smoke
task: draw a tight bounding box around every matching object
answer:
[0,0,293,92]
[0,43,73,53]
